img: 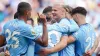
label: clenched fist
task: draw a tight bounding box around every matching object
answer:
[38,13,47,24]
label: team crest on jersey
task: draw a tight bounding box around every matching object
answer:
[60,24,65,26]
[31,29,36,35]
[60,24,69,27]
[32,31,36,34]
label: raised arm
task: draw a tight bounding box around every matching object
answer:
[35,14,48,47]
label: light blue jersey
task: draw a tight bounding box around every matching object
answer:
[34,25,62,56]
[72,23,96,56]
[1,19,40,56]
[28,18,78,56]
[54,18,78,56]
[48,18,79,33]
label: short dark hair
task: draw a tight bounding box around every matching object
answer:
[17,2,31,16]
[42,6,52,22]
[71,7,87,16]
[42,6,52,14]
[14,12,19,19]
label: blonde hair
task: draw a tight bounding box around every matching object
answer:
[63,5,73,14]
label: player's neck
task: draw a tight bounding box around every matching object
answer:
[78,15,87,26]
[19,16,27,23]
[78,19,86,26]
[56,17,62,23]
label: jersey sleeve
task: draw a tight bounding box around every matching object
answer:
[48,18,79,33]
[68,19,79,32]
[72,29,83,41]
[20,25,40,40]
[48,18,69,33]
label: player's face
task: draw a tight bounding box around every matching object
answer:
[26,10,32,19]
[47,12,53,19]
[52,6,62,21]
[46,12,56,23]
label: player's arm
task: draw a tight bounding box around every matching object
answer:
[48,35,76,53]
[48,35,68,53]
[39,30,81,55]
[0,35,5,47]
[91,36,100,53]
[48,18,79,33]
[23,14,48,47]
[38,35,76,56]
[68,19,79,32]
[35,14,48,47]
[46,29,82,53]
[38,35,68,55]
[96,44,100,55]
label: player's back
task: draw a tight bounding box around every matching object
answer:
[75,23,96,56]
[3,19,33,56]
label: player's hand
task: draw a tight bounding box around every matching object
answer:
[83,50,92,56]
[5,50,10,56]
[37,13,47,24]
[38,48,51,56]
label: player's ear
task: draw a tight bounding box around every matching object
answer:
[24,10,29,16]
[76,14,79,19]
[23,10,27,16]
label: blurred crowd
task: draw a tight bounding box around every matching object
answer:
[0,0,100,35]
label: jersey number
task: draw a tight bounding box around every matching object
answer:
[6,29,20,48]
[85,36,95,52]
